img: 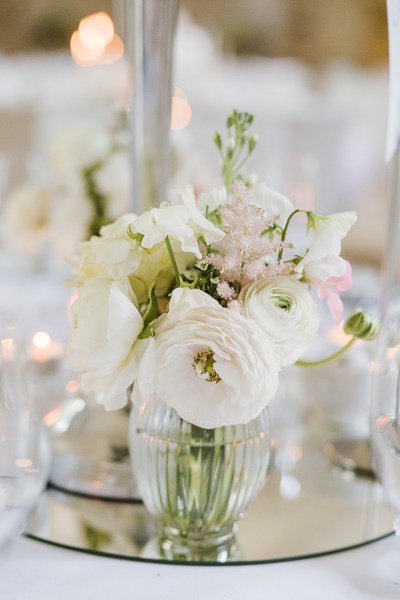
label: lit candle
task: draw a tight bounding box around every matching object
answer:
[27,331,64,373]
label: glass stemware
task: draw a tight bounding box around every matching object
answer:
[0,312,49,550]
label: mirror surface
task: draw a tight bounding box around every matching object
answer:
[25,440,394,565]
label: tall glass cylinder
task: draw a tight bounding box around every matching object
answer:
[124,0,179,211]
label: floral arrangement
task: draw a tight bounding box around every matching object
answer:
[3,115,131,257]
[67,110,378,429]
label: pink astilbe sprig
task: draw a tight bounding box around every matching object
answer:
[209,179,288,286]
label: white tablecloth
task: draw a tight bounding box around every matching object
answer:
[1,534,400,600]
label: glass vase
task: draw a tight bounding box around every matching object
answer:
[129,395,271,562]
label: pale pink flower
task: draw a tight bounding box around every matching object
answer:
[311,260,353,321]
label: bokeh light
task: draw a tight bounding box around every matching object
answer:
[70,12,123,67]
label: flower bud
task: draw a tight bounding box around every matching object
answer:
[343,309,380,341]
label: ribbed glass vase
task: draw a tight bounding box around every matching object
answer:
[129,395,271,561]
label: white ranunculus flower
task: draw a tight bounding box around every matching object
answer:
[67,278,144,410]
[250,183,295,226]
[132,187,224,259]
[134,288,280,428]
[295,212,357,281]
[4,182,52,253]
[240,276,320,366]
[196,186,227,214]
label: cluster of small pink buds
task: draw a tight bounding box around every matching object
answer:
[209,180,288,286]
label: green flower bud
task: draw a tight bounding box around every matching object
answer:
[213,131,222,151]
[343,310,380,341]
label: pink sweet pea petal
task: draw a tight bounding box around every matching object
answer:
[326,293,344,321]
[312,261,352,320]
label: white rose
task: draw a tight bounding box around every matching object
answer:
[4,182,52,253]
[295,212,357,281]
[134,288,280,428]
[67,278,144,410]
[250,183,295,226]
[132,187,224,259]
[240,276,320,366]
[196,186,227,214]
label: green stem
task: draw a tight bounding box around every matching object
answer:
[296,337,356,368]
[278,209,303,261]
[164,236,181,287]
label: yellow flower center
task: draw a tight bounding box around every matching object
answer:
[192,349,221,383]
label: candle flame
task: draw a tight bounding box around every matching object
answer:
[32,331,51,350]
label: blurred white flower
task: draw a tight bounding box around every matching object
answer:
[3,182,52,253]
[51,191,93,256]
[49,122,111,181]
[240,276,320,366]
[134,288,280,428]
[93,150,131,219]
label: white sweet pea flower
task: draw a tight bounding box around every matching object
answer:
[69,214,193,303]
[67,278,146,410]
[240,276,319,366]
[72,214,141,280]
[295,212,357,281]
[250,183,295,226]
[196,186,227,214]
[131,189,224,259]
[134,288,280,429]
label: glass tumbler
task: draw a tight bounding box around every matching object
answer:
[0,313,49,550]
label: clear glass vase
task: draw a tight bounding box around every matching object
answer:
[129,395,271,562]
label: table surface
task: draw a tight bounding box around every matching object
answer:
[1,533,400,600]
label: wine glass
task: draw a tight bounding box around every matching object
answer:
[0,312,50,550]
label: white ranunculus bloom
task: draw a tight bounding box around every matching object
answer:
[4,182,52,253]
[240,276,320,366]
[295,212,357,281]
[196,186,227,214]
[134,288,280,429]
[132,188,224,259]
[250,183,295,226]
[67,278,144,410]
